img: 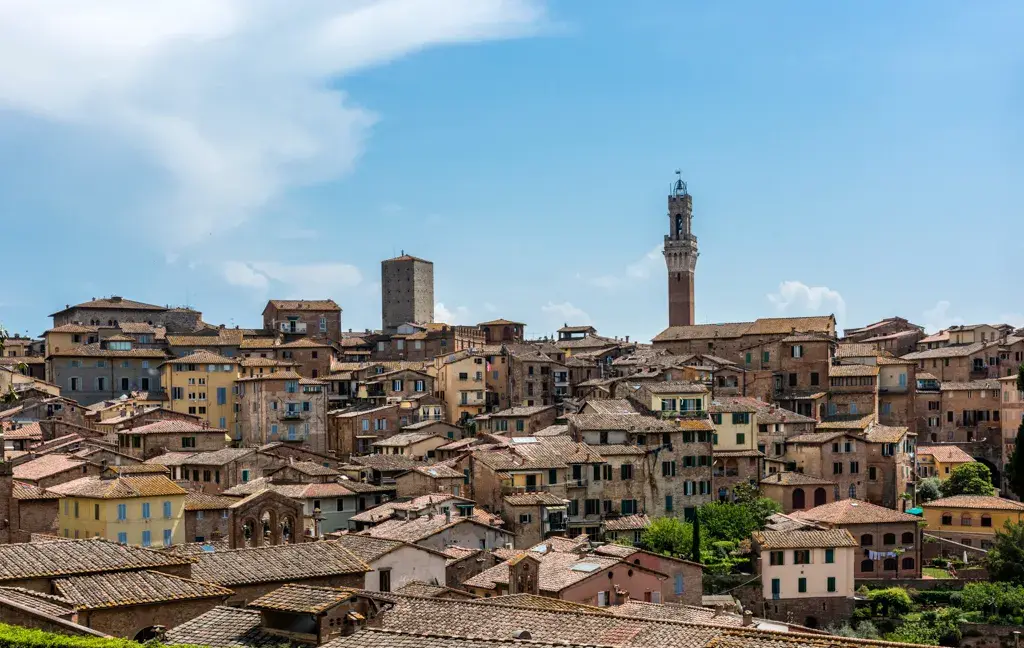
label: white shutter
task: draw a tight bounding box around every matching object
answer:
[597,591,607,607]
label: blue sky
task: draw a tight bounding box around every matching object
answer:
[0,0,1021,343]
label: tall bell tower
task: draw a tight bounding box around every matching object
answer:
[663,171,698,327]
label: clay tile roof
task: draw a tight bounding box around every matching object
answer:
[902,341,990,360]
[164,605,280,647]
[465,551,622,594]
[760,472,836,486]
[185,491,240,511]
[165,350,238,365]
[180,447,257,466]
[753,527,857,549]
[828,364,879,377]
[443,546,481,565]
[45,324,100,334]
[598,444,647,456]
[192,541,369,587]
[0,539,191,581]
[279,337,333,348]
[373,431,443,447]
[922,495,1024,511]
[940,379,1002,391]
[351,454,426,473]
[332,535,407,563]
[503,492,568,507]
[54,570,231,610]
[411,464,464,479]
[3,422,43,440]
[49,342,169,358]
[267,299,341,311]
[564,413,678,433]
[48,474,187,499]
[392,580,473,598]
[792,499,921,525]
[145,451,195,467]
[238,337,280,349]
[490,405,556,417]
[708,398,758,413]
[248,583,356,614]
[916,445,975,463]
[363,516,507,545]
[583,400,640,415]
[863,425,908,443]
[815,414,876,431]
[127,419,226,434]
[53,297,165,314]
[835,343,879,358]
[13,455,89,481]
[12,481,63,500]
[0,587,76,618]
[105,464,170,476]
[602,514,651,531]
[676,417,717,431]
[478,319,525,326]
[642,381,709,394]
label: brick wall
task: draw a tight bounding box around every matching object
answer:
[78,597,227,639]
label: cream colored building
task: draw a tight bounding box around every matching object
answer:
[640,381,709,417]
[431,351,487,424]
[161,350,240,430]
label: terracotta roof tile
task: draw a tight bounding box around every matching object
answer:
[503,492,568,507]
[603,514,651,531]
[48,474,186,499]
[362,516,507,545]
[164,605,279,647]
[192,540,369,587]
[0,587,75,618]
[753,527,857,549]
[922,495,1024,511]
[791,499,920,525]
[760,472,836,486]
[828,364,879,377]
[248,583,357,614]
[55,570,231,610]
[125,419,226,434]
[332,535,407,563]
[916,445,975,463]
[0,539,191,581]
[13,455,89,481]
[185,491,240,511]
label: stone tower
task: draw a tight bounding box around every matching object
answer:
[381,253,434,333]
[663,172,698,327]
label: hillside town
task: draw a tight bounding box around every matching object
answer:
[0,179,1023,648]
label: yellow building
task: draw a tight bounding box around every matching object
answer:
[161,351,240,430]
[431,351,487,424]
[42,324,99,357]
[916,445,975,480]
[709,398,758,452]
[921,495,1024,549]
[49,469,187,547]
[640,381,709,419]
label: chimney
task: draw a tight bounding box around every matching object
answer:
[445,509,451,524]
[742,610,754,627]
[713,604,724,617]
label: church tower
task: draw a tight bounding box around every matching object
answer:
[663,172,698,327]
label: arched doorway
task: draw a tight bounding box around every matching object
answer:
[804,617,819,629]
[792,488,805,510]
[974,457,1001,489]
[813,488,826,506]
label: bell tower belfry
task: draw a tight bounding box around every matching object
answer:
[663,171,698,327]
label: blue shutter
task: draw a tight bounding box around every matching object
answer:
[163,529,172,546]
[217,387,227,405]
[674,574,684,595]
[142,531,151,547]
[163,501,172,518]
[141,503,150,519]
[117,532,127,544]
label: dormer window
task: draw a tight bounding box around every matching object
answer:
[108,341,132,351]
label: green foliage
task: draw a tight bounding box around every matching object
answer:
[917,477,942,504]
[867,587,913,617]
[0,624,204,648]
[697,502,759,543]
[913,590,955,606]
[939,462,995,497]
[1006,420,1024,500]
[985,520,1024,585]
[641,517,696,557]
[730,482,761,504]
[824,621,879,639]
[1018,364,1024,394]
[886,608,963,646]
[691,509,702,562]
[956,582,1024,622]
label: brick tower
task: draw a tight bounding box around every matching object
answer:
[663,172,698,327]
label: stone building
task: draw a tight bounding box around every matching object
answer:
[792,499,922,579]
[752,517,857,628]
[826,364,879,420]
[235,371,329,454]
[999,374,1024,472]
[381,254,434,333]
[116,420,227,460]
[431,351,487,424]
[903,341,1004,383]
[328,403,402,458]
[370,323,485,362]
[49,296,202,332]
[9,480,62,542]
[663,174,699,328]
[862,424,914,510]
[262,299,343,344]
[784,430,867,502]
[47,338,167,407]
[478,319,525,344]
[934,379,1002,443]
[276,338,334,379]
[652,316,836,368]
[760,472,837,513]
[480,405,558,437]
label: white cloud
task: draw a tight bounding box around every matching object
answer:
[766,280,846,325]
[435,303,471,324]
[164,252,180,265]
[0,0,546,246]
[922,300,964,334]
[591,245,662,291]
[222,260,362,297]
[541,301,591,326]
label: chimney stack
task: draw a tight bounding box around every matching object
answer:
[742,610,754,627]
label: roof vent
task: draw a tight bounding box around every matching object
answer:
[511,630,532,640]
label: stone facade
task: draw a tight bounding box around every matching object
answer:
[786,433,868,501]
[663,180,698,328]
[262,300,342,344]
[328,404,402,458]
[381,255,434,333]
[760,595,854,630]
[77,597,227,640]
[235,374,329,454]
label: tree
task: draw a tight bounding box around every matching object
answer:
[1018,363,1024,394]
[939,462,995,498]
[1007,421,1024,500]
[867,587,912,617]
[640,517,694,557]
[917,477,942,504]
[986,520,1024,585]
[886,608,963,646]
[691,511,702,563]
[697,502,759,543]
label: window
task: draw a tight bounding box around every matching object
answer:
[860,534,873,546]
[163,501,172,518]
[861,559,875,572]
[665,495,673,512]
[736,433,746,445]
[711,412,722,425]
[597,591,608,607]
[827,576,836,593]
[69,377,80,391]
[941,512,953,525]
[883,533,896,545]
[163,529,172,546]
[798,578,807,593]
[182,436,196,448]
[622,499,637,515]
[960,514,972,526]
[833,462,842,475]
[902,531,915,544]
[141,503,151,519]
[73,501,79,518]
[117,532,127,544]
[94,503,100,520]
[662,461,676,477]
[516,420,525,432]
[762,351,770,363]
[519,514,532,524]
[810,372,819,386]
[981,514,992,527]
[241,469,250,483]
[769,551,785,566]
[117,504,127,521]
[620,464,633,480]
[902,557,915,570]
[674,574,684,596]
[788,373,797,387]
[825,548,834,564]
[142,530,152,547]
[849,461,859,474]
[868,466,877,481]
[120,377,130,391]
[793,550,811,565]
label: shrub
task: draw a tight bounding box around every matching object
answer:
[867,587,913,617]
[0,624,204,648]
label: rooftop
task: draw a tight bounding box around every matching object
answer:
[192,540,369,587]
[753,527,857,550]
[54,570,231,610]
[266,299,341,311]
[921,495,1024,511]
[248,583,359,614]
[653,316,835,343]
[0,539,190,581]
[373,431,444,447]
[760,472,836,487]
[164,605,279,648]
[791,499,921,525]
[48,474,186,499]
[916,445,976,463]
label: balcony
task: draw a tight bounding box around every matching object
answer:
[282,411,305,420]
[279,321,307,334]
[659,409,707,420]
[567,477,588,489]
[545,520,567,533]
[713,468,740,477]
[879,385,908,394]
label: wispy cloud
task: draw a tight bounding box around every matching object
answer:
[590,245,662,291]
[766,280,846,326]
[922,300,964,334]
[435,303,471,324]
[0,0,547,247]
[222,261,363,297]
[541,301,591,327]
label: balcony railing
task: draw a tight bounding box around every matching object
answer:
[282,411,305,420]
[567,477,588,488]
[280,322,307,334]
[659,409,707,419]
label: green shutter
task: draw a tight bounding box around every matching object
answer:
[798,578,807,593]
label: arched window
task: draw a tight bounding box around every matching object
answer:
[814,488,827,506]
[961,514,972,526]
[860,534,873,547]
[883,558,897,571]
[792,488,805,510]
[981,514,992,528]
[860,559,874,572]
[883,533,896,545]
[902,557,915,570]
[848,484,856,499]
[902,532,914,544]
[941,513,953,525]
